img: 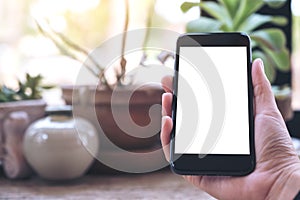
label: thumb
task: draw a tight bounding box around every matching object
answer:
[252,59,279,115]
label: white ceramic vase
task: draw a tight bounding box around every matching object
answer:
[23,112,99,181]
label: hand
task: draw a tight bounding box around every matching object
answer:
[160,59,300,200]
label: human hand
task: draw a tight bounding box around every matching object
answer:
[161,59,300,200]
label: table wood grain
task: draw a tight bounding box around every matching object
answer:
[0,170,215,199]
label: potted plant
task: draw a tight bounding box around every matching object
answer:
[0,74,49,179]
[35,0,164,162]
[181,0,293,120]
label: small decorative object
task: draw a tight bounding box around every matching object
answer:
[23,106,99,181]
[0,74,50,179]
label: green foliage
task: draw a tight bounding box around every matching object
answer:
[0,74,53,103]
[181,0,290,83]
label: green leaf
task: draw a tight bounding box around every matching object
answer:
[219,0,240,18]
[0,73,52,102]
[186,17,222,32]
[251,28,286,51]
[0,87,13,102]
[181,2,200,13]
[251,28,290,73]
[26,73,30,81]
[233,0,264,29]
[0,93,9,102]
[271,16,288,25]
[199,1,232,29]
[252,50,276,82]
[264,47,290,72]
[264,0,287,8]
[237,14,287,32]
[41,85,55,90]
[2,86,16,96]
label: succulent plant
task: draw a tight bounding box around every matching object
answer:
[0,73,53,103]
[181,0,290,83]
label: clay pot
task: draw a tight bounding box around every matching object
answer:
[273,86,294,121]
[0,99,46,179]
[61,84,164,150]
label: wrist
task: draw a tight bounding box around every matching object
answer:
[268,169,300,200]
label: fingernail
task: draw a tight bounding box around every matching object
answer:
[258,58,264,70]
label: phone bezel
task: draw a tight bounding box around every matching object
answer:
[170,33,255,176]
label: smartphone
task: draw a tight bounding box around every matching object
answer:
[170,33,255,176]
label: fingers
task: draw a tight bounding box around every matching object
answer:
[161,116,173,161]
[161,76,173,93]
[162,93,173,116]
[252,59,279,115]
[161,92,173,161]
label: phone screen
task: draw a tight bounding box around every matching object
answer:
[174,46,250,155]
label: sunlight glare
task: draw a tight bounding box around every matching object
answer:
[31,0,101,18]
[155,0,199,23]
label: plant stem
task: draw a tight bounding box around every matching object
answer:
[49,26,104,72]
[119,0,129,83]
[142,0,156,52]
[35,20,111,85]
[199,0,201,18]
[35,20,99,77]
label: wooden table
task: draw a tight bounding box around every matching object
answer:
[0,170,215,199]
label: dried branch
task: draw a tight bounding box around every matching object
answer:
[142,0,155,51]
[36,21,100,78]
[140,0,156,66]
[47,25,104,72]
[35,20,110,86]
[119,0,129,83]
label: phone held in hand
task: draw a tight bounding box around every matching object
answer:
[170,33,255,176]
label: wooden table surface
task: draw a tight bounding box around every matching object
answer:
[0,170,215,200]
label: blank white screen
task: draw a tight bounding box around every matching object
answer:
[175,46,250,155]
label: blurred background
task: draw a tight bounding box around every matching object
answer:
[0,0,299,107]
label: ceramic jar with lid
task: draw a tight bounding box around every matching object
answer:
[23,106,99,181]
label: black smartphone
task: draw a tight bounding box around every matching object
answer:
[170,33,255,176]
